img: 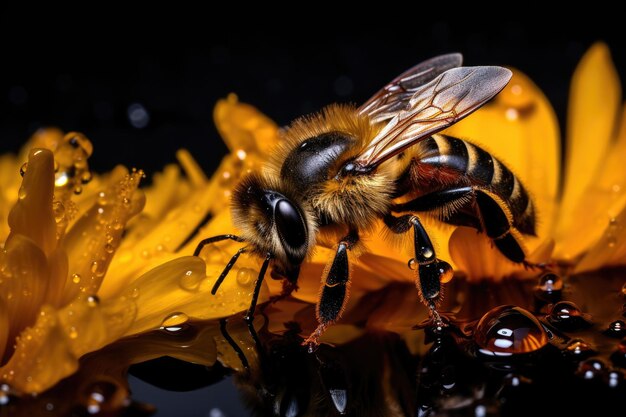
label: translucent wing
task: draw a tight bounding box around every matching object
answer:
[358,53,463,124]
[354,66,512,168]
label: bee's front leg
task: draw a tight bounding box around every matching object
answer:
[384,214,452,325]
[304,230,358,351]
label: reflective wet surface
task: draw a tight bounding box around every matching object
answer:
[3,269,626,416]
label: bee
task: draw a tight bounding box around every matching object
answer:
[195,53,535,347]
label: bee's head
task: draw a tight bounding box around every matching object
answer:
[231,173,316,282]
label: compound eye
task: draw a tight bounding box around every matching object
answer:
[274,199,307,251]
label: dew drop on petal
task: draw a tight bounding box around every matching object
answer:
[87,295,100,307]
[17,187,27,200]
[19,162,28,177]
[179,268,203,291]
[72,273,81,284]
[81,171,93,184]
[236,268,255,287]
[474,305,548,356]
[161,312,189,328]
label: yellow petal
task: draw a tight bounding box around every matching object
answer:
[62,169,145,303]
[120,256,269,336]
[445,69,560,242]
[555,42,621,260]
[0,234,49,358]
[214,94,279,156]
[7,149,57,257]
[448,227,549,282]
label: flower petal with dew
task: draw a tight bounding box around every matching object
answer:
[0,124,271,393]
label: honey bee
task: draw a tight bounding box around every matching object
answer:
[195,53,534,347]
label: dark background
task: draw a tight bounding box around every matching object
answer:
[1,14,624,178]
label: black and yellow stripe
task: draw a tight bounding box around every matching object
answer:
[404,134,536,236]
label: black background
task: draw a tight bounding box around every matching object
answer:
[1,12,624,178]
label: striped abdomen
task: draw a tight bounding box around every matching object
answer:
[400,134,536,235]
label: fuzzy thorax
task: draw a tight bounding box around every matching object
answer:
[311,168,394,232]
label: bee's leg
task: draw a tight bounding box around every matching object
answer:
[384,214,452,325]
[193,234,273,320]
[244,252,272,320]
[393,187,527,264]
[303,230,358,350]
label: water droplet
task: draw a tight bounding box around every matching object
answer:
[83,381,121,415]
[19,162,28,177]
[474,305,548,356]
[161,312,189,328]
[91,261,99,274]
[202,246,224,263]
[69,327,78,339]
[52,201,65,223]
[565,339,594,359]
[437,260,454,284]
[421,247,434,259]
[74,186,83,195]
[607,370,623,388]
[547,301,592,331]
[604,320,626,338]
[407,258,417,270]
[621,282,626,297]
[179,269,203,291]
[0,383,10,405]
[104,243,115,254]
[17,187,27,200]
[129,287,140,299]
[72,273,81,284]
[236,268,255,287]
[97,192,108,206]
[87,295,99,307]
[577,358,607,380]
[81,171,93,184]
[535,272,563,299]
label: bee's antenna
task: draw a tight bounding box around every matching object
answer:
[211,247,248,294]
[244,252,272,321]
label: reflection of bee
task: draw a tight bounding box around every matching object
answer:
[196,54,534,347]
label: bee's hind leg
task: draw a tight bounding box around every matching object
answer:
[303,230,358,351]
[384,214,453,326]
